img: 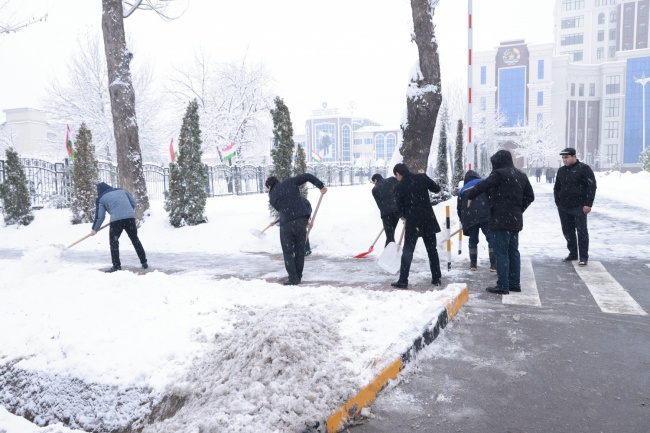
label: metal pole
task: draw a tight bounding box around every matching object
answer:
[468,0,473,169]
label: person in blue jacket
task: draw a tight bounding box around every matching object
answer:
[90,182,148,273]
[457,170,495,271]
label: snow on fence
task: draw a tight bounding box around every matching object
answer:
[0,158,391,208]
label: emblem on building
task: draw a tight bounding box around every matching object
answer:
[503,48,521,66]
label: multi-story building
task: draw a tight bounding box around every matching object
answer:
[473,0,650,171]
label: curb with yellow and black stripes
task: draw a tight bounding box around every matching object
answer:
[302,283,469,433]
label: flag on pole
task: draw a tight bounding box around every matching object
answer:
[222,142,236,161]
[169,138,177,163]
[65,125,75,162]
[311,150,321,163]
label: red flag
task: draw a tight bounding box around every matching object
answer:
[169,138,177,163]
[65,125,75,161]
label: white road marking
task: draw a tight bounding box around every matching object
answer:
[502,258,541,307]
[574,261,647,316]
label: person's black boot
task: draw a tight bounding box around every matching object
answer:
[469,248,478,271]
[391,280,408,289]
[104,266,121,273]
[142,263,149,269]
[489,250,496,272]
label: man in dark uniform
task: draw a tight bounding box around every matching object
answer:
[554,147,597,266]
[390,163,442,289]
[266,174,327,285]
[371,173,399,246]
[465,150,535,295]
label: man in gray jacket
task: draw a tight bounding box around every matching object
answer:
[90,182,148,273]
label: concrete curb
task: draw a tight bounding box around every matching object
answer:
[304,284,469,433]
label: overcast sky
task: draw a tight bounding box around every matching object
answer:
[0,0,555,130]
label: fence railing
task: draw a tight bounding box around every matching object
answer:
[0,158,390,208]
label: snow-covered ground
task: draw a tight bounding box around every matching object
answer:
[1,170,648,433]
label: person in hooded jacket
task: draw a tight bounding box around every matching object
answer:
[90,182,147,273]
[371,173,400,246]
[456,170,495,271]
[266,174,327,285]
[465,150,534,295]
[390,163,442,289]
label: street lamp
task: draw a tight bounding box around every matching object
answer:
[634,72,650,152]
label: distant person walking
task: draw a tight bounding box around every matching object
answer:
[390,163,442,289]
[266,174,327,285]
[90,182,148,273]
[535,167,543,183]
[546,167,556,184]
[554,147,597,266]
[465,150,535,295]
[457,170,495,271]
[371,173,400,246]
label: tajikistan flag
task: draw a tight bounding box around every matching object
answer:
[311,150,321,162]
[65,125,76,162]
[222,142,236,161]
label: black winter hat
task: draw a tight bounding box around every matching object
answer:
[559,147,576,155]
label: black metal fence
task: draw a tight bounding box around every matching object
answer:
[0,158,390,208]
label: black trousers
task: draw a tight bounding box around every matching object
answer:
[398,222,442,284]
[279,216,309,283]
[558,206,589,260]
[381,212,400,246]
[109,218,147,268]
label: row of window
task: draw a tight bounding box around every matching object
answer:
[597,11,617,24]
[562,0,585,12]
[594,0,616,7]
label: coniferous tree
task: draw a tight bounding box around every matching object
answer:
[432,121,451,205]
[294,144,308,197]
[270,97,294,182]
[0,147,34,226]
[164,99,208,227]
[70,123,99,224]
[452,119,465,195]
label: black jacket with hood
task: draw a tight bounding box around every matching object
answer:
[371,176,399,218]
[268,173,324,224]
[465,150,534,232]
[456,170,490,235]
[393,170,442,234]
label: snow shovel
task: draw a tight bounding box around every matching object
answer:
[306,192,325,241]
[250,219,278,239]
[437,227,462,246]
[378,222,406,274]
[67,223,109,249]
[354,227,385,258]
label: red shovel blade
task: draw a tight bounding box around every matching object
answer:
[353,245,374,258]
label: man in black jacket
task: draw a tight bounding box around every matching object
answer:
[371,173,399,246]
[465,150,535,295]
[266,174,327,285]
[390,163,442,289]
[457,170,495,271]
[554,147,597,266]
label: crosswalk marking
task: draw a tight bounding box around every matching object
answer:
[573,261,647,316]
[502,258,541,307]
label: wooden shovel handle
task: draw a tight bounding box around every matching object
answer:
[371,227,385,248]
[67,223,109,249]
[306,192,325,241]
[397,221,406,246]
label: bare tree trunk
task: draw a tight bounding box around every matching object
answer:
[101,0,149,220]
[400,0,443,172]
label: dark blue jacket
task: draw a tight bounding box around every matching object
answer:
[269,174,324,224]
[372,176,399,218]
[92,182,137,231]
[457,170,490,234]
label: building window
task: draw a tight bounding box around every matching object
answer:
[598,12,605,24]
[639,41,648,49]
[578,128,584,141]
[498,66,526,127]
[597,47,604,59]
[315,123,336,161]
[375,134,385,160]
[561,33,584,46]
[481,66,486,85]
[610,11,616,22]
[589,83,595,96]
[598,30,605,41]
[641,4,648,17]
[605,121,619,138]
[480,96,487,111]
[563,50,584,61]
[537,91,543,106]
[562,16,584,28]
[364,138,372,145]
[609,46,616,57]
[624,5,634,19]
[354,138,362,146]
[386,133,396,160]
[605,98,620,117]
[587,127,594,140]
[624,25,633,37]
[571,83,576,96]
[639,23,647,36]
[537,113,543,124]
[538,59,544,79]
[605,75,620,94]
[609,28,616,40]
[342,124,351,162]
[605,144,618,163]
[561,0,585,11]
[579,84,584,96]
